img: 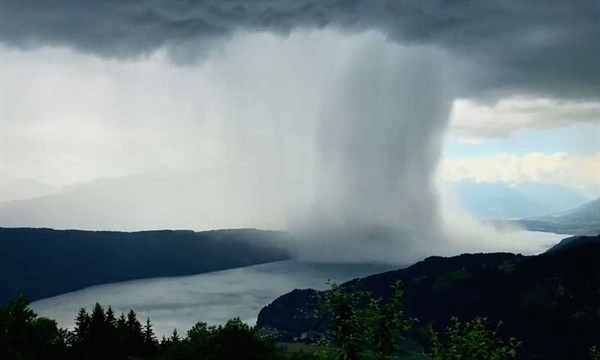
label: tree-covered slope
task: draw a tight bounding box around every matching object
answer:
[256,236,600,359]
[0,227,291,305]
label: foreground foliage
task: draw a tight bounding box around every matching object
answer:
[0,296,282,360]
[0,296,69,360]
[161,318,283,360]
[316,280,414,360]
[316,282,519,360]
[591,346,600,360]
[1,282,596,359]
[256,240,600,359]
[430,317,519,360]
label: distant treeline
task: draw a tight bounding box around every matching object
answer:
[0,227,291,305]
[0,296,285,360]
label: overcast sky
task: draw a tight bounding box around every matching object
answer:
[0,0,598,232]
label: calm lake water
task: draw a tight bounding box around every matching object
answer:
[31,260,400,336]
[31,231,566,337]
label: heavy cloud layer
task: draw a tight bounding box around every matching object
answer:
[1,0,598,99]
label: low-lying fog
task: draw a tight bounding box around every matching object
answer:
[31,230,564,337]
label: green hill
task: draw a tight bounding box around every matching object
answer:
[256,236,600,359]
[0,227,291,305]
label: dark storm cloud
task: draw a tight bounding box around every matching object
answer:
[1,0,598,98]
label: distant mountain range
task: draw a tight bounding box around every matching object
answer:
[0,227,291,305]
[256,235,600,360]
[1,171,594,233]
[0,169,285,231]
[451,180,592,220]
[452,180,599,235]
[0,179,62,201]
[515,197,600,236]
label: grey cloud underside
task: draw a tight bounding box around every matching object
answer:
[1,0,598,99]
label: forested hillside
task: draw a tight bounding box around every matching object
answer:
[0,227,291,304]
[257,236,600,360]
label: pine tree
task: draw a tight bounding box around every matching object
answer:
[73,307,90,345]
[170,328,180,343]
[105,306,117,328]
[89,302,108,358]
[72,307,91,357]
[90,303,105,322]
[116,313,127,332]
[115,313,129,360]
[142,317,158,356]
[126,309,143,357]
[160,335,169,347]
[102,306,118,359]
[126,309,142,334]
[89,303,105,340]
[143,317,155,343]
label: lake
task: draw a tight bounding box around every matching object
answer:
[31,260,400,336]
[30,230,566,336]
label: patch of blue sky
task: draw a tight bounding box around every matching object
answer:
[443,122,599,159]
